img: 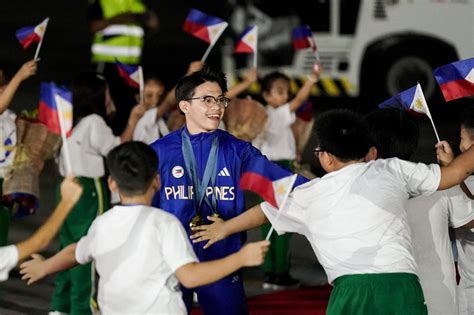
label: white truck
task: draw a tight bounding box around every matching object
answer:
[222,0,474,103]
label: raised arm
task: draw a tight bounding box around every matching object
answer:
[288,63,321,112]
[190,204,268,249]
[226,68,257,100]
[0,60,37,114]
[175,240,269,288]
[20,243,78,285]
[16,176,82,261]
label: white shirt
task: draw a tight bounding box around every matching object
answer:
[75,205,198,315]
[0,110,16,177]
[252,103,296,160]
[261,158,441,283]
[133,108,170,145]
[407,185,474,315]
[455,176,474,315]
[58,114,120,177]
[0,245,19,281]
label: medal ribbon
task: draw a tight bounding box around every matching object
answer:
[181,130,219,217]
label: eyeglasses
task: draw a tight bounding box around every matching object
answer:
[185,95,230,108]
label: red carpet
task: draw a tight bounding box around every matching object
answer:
[191,285,332,314]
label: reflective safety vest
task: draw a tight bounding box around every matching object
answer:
[91,0,146,65]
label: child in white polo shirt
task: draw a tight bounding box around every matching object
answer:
[252,65,320,289]
[20,142,269,315]
[52,72,144,315]
[454,106,474,315]
[0,59,37,246]
[191,109,474,314]
[365,108,474,315]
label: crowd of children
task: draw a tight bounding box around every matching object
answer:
[0,51,473,315]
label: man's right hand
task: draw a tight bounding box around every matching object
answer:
[190,215,228,249]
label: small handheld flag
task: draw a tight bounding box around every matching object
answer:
[183,9,228,61]
[234,25,258,68]
[116,60,140,89]
[240,156,307,209]
[38,82,74,173]
[38,82,73,137]
[292,25,319,60]
[379,83,440,142]
[295,100,313,122]
[16,18,49,59]
[433,58,474,102]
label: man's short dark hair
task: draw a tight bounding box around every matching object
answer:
[175,65,228,102]
[314,109,371,162]
[460,106,474,137]
[365,108,419,160]
[106,142,158,196]
[261,72,290,93]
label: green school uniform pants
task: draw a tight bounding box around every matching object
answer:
[260,159,294,275]
[327,273,427,315]
[0,178,10,246]
[50,177,108,315]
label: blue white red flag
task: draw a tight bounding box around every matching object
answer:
[234,25,258,53]
[116,60,140,89]
[38,82,73,137]
[292,25,317,51]
[433,58,474,102]
[240,156,308,208]
[15,18,49,50]
[378,83,431,118]
[183,9,228,45]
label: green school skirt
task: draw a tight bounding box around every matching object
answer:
[327,273,427,315]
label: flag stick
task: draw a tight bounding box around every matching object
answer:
[265,174,298,241]
[201,43,214,62]
[138,66,144,105]
[54,94,73,175]
[253,52,257,68]
[34,18,49,60]
[418,84,441,143]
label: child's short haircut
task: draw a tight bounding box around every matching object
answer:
[175,65,228,102]
[106,142,158,196]
[261,72,290,93]
[365,108,419,160]
[460,106,474,137]
[314,109,370,162]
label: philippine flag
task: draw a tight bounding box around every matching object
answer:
[292,25,317,51]
[234,25,258,53]
[378,83,431,118]
[295,100,313,122]
[116,60,140,89]
[15,18,49,50]
[183,9,228,45]
[38,82,73,137]
[240,156,308,208]
[433,58,474,102]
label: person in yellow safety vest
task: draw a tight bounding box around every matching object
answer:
[87,0,158,135]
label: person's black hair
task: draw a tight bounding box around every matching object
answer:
[314,109,371,162]
[261,71,290,94]
[460,106,474,137]
[106,141,158,196]
[175,65,228,102]
[71,72,107,126]
[365,108,419,160]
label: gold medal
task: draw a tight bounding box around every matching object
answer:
[189,214,203,232]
